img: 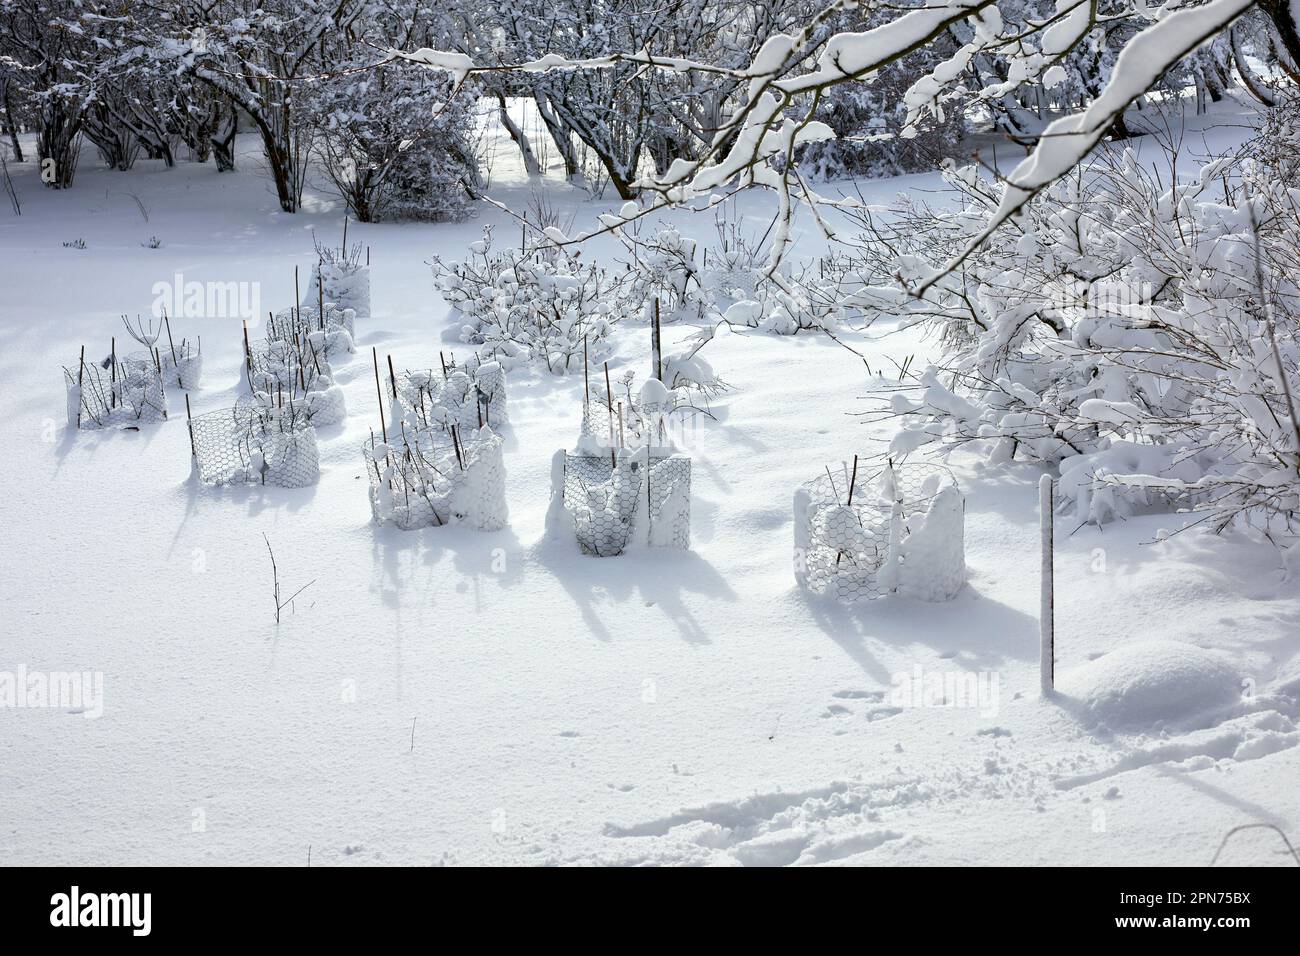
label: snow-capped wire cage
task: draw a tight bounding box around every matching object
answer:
[249,337,334,394]
[188,400,319,488]
[306,244,370,323]
[391,357,507,432]
[362,425,507,531]
[267,302,356,345]
[129,344,202,391]
[579,377,688,450]
[560,452,691,556]
[794,461,966,603]
[64,353,168,429]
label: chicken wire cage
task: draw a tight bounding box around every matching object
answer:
[127,344,202,391]
[64,356,168,429]
[391,359,507,432]
[307,261,370,322]
[248,337,336,396]
[362,425,507,531]
[268,302,356,344]
[561,452,691,556]
[188,400,319,488]
[794,462,966,603]
[578,387,687,449]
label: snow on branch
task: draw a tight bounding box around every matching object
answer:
[391,0,1256,286]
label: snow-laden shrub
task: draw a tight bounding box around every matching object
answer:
[432,226,628,374]
[849,145,1300,540]
[246,326,348,428]
[581,369,720,452]
[265,303,356,359]
[617,224,709,324]
[309,63,478,223]
[721,280,847,335]
[1244,91,1300,188]
[795,50,966,182]
[390,356,508,433]
[363,426,507,532]
[794,461,965,603]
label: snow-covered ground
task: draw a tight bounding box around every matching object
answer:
[2,100,1298,866]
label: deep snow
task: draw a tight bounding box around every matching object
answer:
[1,97,1298,866]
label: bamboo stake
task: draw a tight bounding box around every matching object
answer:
[372,346,388,444]
[653,299,662,382]
[163,312,180,386]
[604,362,614,447]
[76,345,86,428]
[583,335,590,407]
[110,336,117,408]
[184,393,195,456]
[387,354,398,399]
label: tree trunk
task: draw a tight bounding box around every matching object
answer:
[37,97,81,189]
[2,86,22,163]
[535,92,579,180]
[495,92,540,177]
[1232,25,1278,106]
[211,103,237,172]
[1260,0,1300,67]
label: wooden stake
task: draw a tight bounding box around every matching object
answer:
[372,346,388,444]
[184,393,195,456]
[110,336,117,408]
[604,362,614,447]
[846,454,859,506]
[653,299,662,382]
[76,345,86,428]
[617,402,625,448]
[583,335,590,407]
[163,312,180,386]
[387,353,398,399]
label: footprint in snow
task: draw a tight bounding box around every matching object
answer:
[832,690,884,702]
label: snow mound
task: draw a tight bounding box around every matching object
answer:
[1059,641,1243,727]
[1272,655,1300,702]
